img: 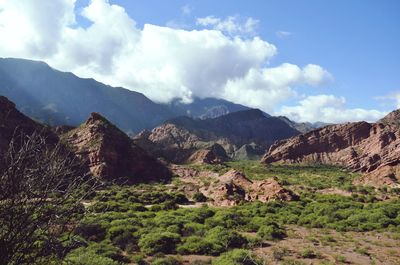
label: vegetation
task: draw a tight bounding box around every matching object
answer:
[2,144,399,264]
[57,182,400,263]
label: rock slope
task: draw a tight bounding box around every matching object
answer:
[262,110,400,185]
[61,112,171,183]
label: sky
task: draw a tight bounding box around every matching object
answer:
[0,0,399,123]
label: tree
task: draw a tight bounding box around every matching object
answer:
[0,132,95,265]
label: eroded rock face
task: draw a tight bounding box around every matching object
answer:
[203,170,296,206]
[262,110,400,186]
[61,112,171,183]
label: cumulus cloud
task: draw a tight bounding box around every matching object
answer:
[0,0,357,122]
[277,95,388,123]
[196,16,259,37]
[222,63,334,112]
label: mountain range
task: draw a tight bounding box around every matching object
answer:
[0,57,319,135]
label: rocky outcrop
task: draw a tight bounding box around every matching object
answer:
[134,109,300,163]
[61,112,171,183]
[187,143,230,164]
[206,170,296,206]
[262,110,400,186]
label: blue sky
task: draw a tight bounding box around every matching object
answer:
[0,0,399,122]
[104,0,400,110]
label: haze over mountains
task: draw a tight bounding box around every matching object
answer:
[0,58,321,135]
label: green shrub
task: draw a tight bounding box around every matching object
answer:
[65,242,127,264]
[176,236,213,255]
[300,248,317,258]
[65,249,119,265]
[212,249,263,265]
[75,221,107,241]
[138,232,181,255]
[193,192,208,202]
[205,226,248,255]
[257,223,286,240]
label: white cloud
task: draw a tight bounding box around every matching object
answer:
[276,31,292,38]
[196,16,259,37]
[277,95,388,123]
[303,64,333,86]
[375,91,400,109]
[222,63,333,112]
[0,0,337,120]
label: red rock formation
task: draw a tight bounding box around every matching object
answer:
[207,170,296,206]
[61,112,171,183]
[262,110,400,186]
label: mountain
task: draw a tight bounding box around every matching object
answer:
[0,58,174,134]
[60,112,171,183]
[134,109,300,163]
[165,97,269,119]
[262,109,400,186]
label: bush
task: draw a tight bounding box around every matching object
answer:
[193,192,208,202]
[65,249,119,265]
[177,236,213,255]
[75,221,107,241]
[138,232,181,255]
[300,248,317,259]
[205,226,248,255]
[257,223,286,240]
[65,242,127,264]
[212,249,263,265]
